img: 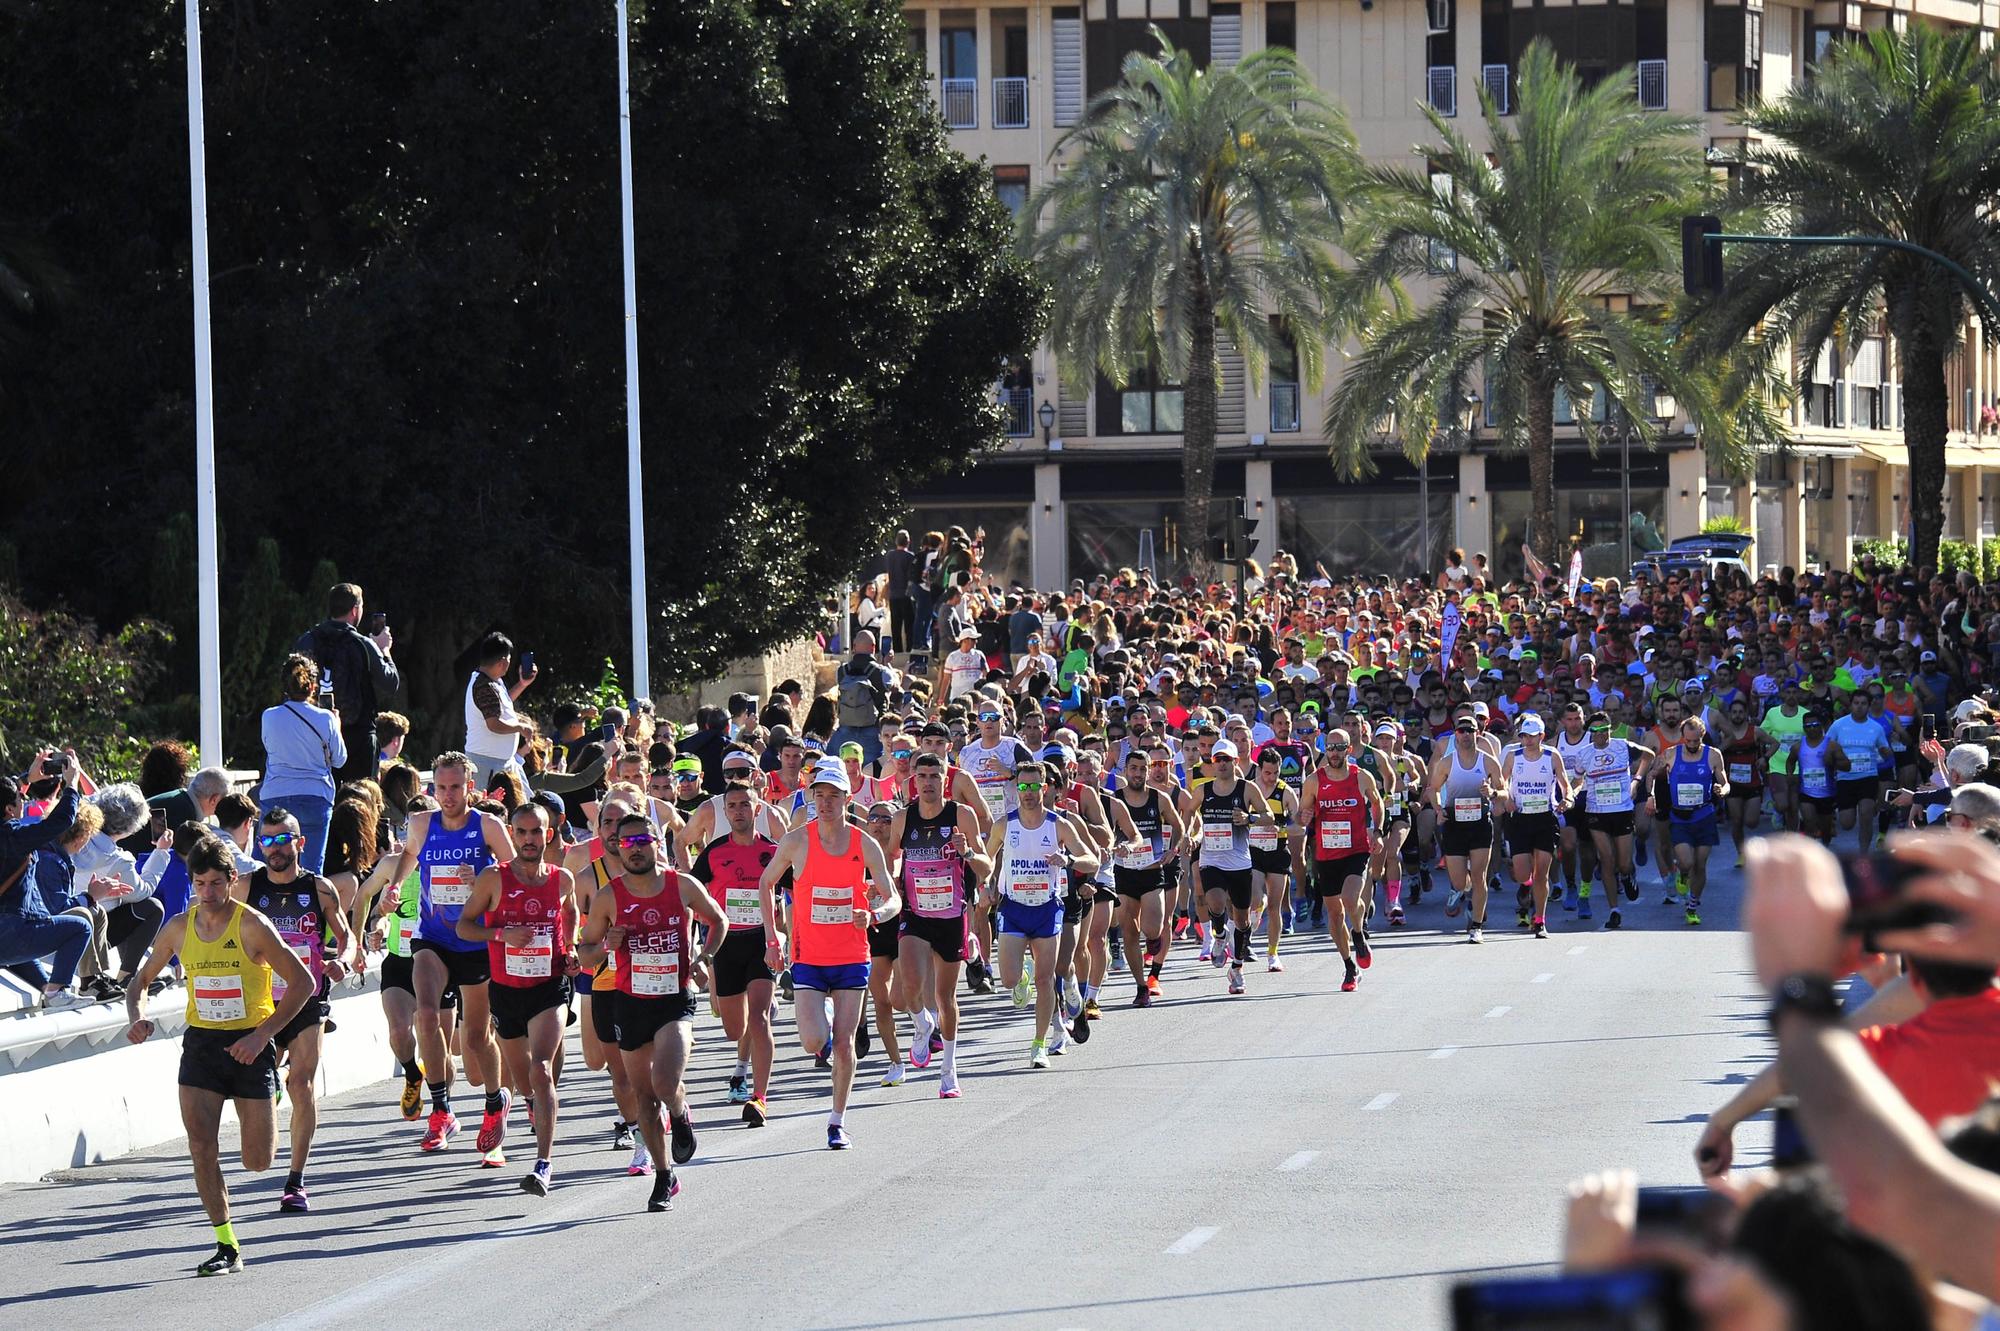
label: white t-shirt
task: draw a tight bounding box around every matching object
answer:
[945,648,986,699]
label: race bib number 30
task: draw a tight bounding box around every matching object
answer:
[504,927,554,979]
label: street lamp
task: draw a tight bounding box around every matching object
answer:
[1038,399,1056,449]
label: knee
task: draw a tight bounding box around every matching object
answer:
[243,1143,275,1172]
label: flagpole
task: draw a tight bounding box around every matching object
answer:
[186,0,224,766]
[616,0,650,703]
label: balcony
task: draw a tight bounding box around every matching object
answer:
[1482,63,1510,114]
[1427,65,1457,117]
[941,77,977,129]
[1002,386,1033,436]
[993,76,1028,129]
[1270,383,1301,433]
[1638,59,1667,110]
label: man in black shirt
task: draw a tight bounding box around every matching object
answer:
[883,531,920,657]
[293,583,401,784]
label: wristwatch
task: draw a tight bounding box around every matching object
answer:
[1767,972,1841,1030]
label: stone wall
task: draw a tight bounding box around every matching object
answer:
[654,636,824,723]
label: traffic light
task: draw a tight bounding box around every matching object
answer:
[1207,534,1234,564]
[1242,499,1264,552]
[1682,215,1724,297]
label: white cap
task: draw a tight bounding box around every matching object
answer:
[808,760,851,794]
[1211,739,1239,759]
[1516,713,1546,736]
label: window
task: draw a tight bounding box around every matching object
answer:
[993,165,1029,219]
[1706,0,1762,110]
[1852,468,1877,537]
[999,354,1033,435]
[1426,167,1457,274]
[940,25,977,128]
[1097,363,1184,436]
[1211,3,1243,68]
[1052,9,1082,127]
[1267,3,1296,52]
[1269,320,1300,433]
[904,11,925,61]
[994,17,1029,127]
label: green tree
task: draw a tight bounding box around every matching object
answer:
[0,586,172,779]
[1690,26,2000,572]
[1020,30,1354,570]
[1326,41,1748,565]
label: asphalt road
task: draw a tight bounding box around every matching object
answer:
[0,838,1780,1330]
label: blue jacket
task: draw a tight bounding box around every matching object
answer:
[0,786,79,920]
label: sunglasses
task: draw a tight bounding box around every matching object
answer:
[257,832,297,848]
[977,713,1001,723]
[866,813,893,824]
[674,771,702,782]
[619,833,659,848]
[1016,781,1045,792]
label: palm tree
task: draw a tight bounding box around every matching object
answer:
[1021,30,1355,571]
[1691,26,2000,571]
[1326,40,1745,567]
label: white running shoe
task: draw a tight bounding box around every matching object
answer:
[880,1061,906,1087]
[627,1138,653,1177]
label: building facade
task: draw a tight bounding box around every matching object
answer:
[902,0,2000,585]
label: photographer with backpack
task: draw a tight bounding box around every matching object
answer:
[832,629,898,765]
[293,583,400,785]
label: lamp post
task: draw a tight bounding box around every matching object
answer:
[1038,399,1056,450]
[616,0,650,701]
[184,0,223,766]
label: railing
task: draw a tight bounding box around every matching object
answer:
[1002,387,1033,436]
[1270,383,1301,433]
[941,77,977,129]
[993,76,1028,129]
[1638,59,1667,110]
[1427,65,1457,117]
[1482,63,1510,114]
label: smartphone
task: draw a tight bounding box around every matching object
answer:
[364,610,388,636]
[520,650,536,674]
[1839,848,1947,934]
[1966,724,1995,744]
[149,808,167,839]
[598,722,619,744]
[1922,715,1938,742]
[1634,1185,1733,1249]
[1772,1099,1814,1169]
[1452,1265,1693,1330]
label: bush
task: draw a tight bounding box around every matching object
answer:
[0,585,173,779]
[1939,539,1979,579]
[1701,514,1752,536]
[1855,537,1909,570]
[1983,538,2000,585]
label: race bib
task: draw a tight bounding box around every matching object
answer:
[193,974,246,1024]
[271,940,315,1002]
[1386,794,1406,819]
[1516,792,1550,815]
[810,884,857,926]
[1728,762,1752,784]
[724,886,763,928]
[1804,767,1827,789]
[1249,824,1280,852]
[1320,821,1353,852]
[1201,819,1235,856]
[1675,781,1707,810]
[912,872,956,915]
[389,914,413,958]
[1453,796,1483,823]
[979,784,1007,819]
[504,927,554,979]
[1114,845,1156,871]
[1006,864,1055,906]
[628,947,679,996]
[430,863,473,909]
[1590,775,1626,807]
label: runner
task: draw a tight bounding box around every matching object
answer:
[1552,703,1599,918]
[890,753,990,1096]
[1178,739,1272,995]
[123,836,315,1275]
[1829,686,1890,850]
[1782,710,1849,845]
[382,752,517,1161]
[1761,681,1808,831]
[576,812,728,1210]
[454,802,577,1194]
[1643,716,1729,926]
[688,782,780,1125]
[1422,716,1500,943]
[1714,697,1771,861]
[1305,728,1384,982]
[982,760,1099,1062]
[1497,714,1568,939]
[757,762,902,1145]
[561,797,649,1174]
[1576,712,1652,930]
[1109,746,1187,1006]
[236,810,350,1211]
[1247,746,1299,967]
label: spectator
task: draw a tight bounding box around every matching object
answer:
[377,763,422,846]
[214,792,261,874]
[0,761,93,1009]
[34,802,148,1002]
[293,582,401,784]
[68,783,171,1000]
[727,692,760,740]
[547,703,589,771]
[832,628,898,763]
[260,652,347,874]
[883,529,919,656]
[678,706,730,793]
[462,631,537,790]
[376,711,411,768]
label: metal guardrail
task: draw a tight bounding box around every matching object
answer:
[994,76,1028,129]
[941,77,977,129]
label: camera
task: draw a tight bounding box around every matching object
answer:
[42,751,70,778]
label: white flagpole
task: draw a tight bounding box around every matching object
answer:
[186,0,224,765]
[617,0,650,702]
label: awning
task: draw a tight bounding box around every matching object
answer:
[1786,440,1862,459]
[1850,439,2000,469]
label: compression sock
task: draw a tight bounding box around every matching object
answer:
[1234,923,1253,966]
[400,1058,421,1082]
[284,1171,303,1193]
[484,1090,504,1115]
[429,1082,450,1114]
[214,1221,238,1249]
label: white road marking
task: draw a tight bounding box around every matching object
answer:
[1484,1005,1511,1019]
[1567,946,1587,956]
[1429,1046,1458,1060]
[1166,1226,1219,1255]
[1278,1150,1319,1171]
[1532,973,1555,984]
[1363,1092,1400,1112]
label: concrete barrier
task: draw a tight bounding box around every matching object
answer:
[0,975,394,1184]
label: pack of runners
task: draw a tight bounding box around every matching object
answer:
[99,544,2000,1274]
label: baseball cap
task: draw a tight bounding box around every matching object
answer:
[1922,650,1939,663]
[1040,743,1075,765]
[1516,713,1545,735]
[809,761,851,793]
[671,757,702,777]
[957,626,979,641]
[1471,701,1490,719]
[838,742,864,760]
[1211,739,1239,759]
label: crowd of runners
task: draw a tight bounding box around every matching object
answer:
[10,537,2000,1278]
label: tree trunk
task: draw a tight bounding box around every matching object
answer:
[1901,321,1949,574]
[1181,261,1219,583]
[1526,376,1559,572]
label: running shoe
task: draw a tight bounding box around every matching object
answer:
[1354,932,1373,970]
[1133,988,1154,1008]
[1533,917,1549,940]
[280,1184,310,1213]
[815,1040,832,1070]
[968,966,994,996]
[1467,922,1484,944]
[881,1062,906,1087]
[1604,908,1622,930]
[779,967,794,1002]
[1685,905,1703,927]
[1444,886,1466,918]
[855,1020,871,1060]
[743,1097,767,1128]
[195,1244,243,1276]
[1622,875,1639,902]
[480,1144,505,1169]
[1561,882,1576,912]
[1145,974,1161,997]
[628,1138,653,1176]
[1028,1043,1049,1070]
[1084,999,1102,1019]
[1661,889,1680,907]
[726,1074,749,1104]
[1517,908,1531,928]
[1578,891,1593,921]
[1209,940,1228,970]
[1011,976,1032,1008]
[1515,884,1532,913]
[476,1088,512,1154]
[419,1109,458,1153]
[1340,963,1358,993]
[399,1077,423,1121]
[1196,941,1212,964]
[1388,906,1404,928]
[827,1123,852,1150]
[1635,838,1648,867]
[1063,979,1083,1021]
[1227,968,1245,996]
[613,1119,634,1152]
[39,989,89,1012]
[669,1112,697,1165]
[1267,955,1285,973]
[1070,1007,1092,1044]
[910,1041,932,1071]
[647,1168,680,1212]
[521,1161,552,1197]
[938,1074,962,1099]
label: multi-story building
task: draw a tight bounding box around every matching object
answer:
[901,0,2000,585]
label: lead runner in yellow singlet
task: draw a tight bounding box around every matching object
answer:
[125,835,315,1277]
